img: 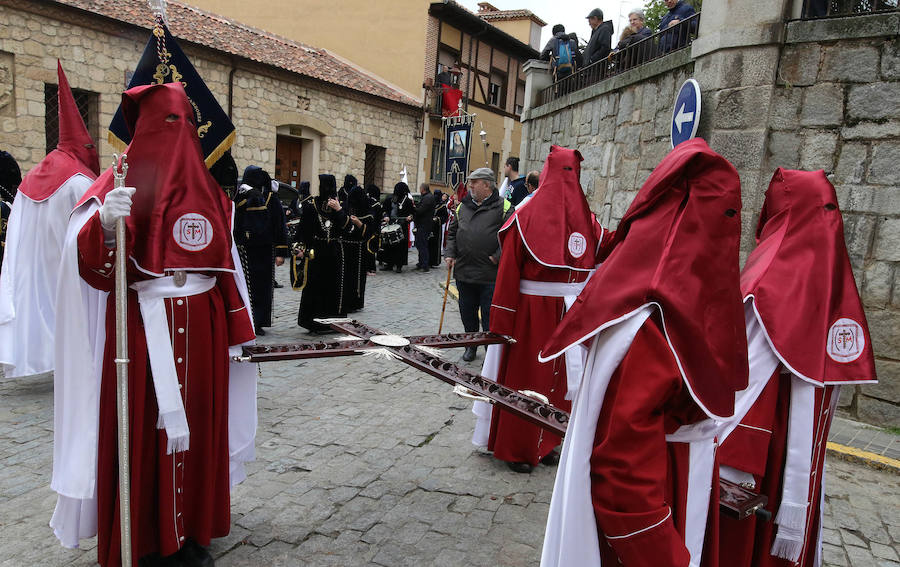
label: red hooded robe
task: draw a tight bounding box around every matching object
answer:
[76,83,254,566]
[717,169,877,567]
[539,138,747,567]
[477,146,603,466]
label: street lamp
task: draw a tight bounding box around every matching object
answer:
[479,125,489,166]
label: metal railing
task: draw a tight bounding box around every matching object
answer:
[538,13,700,106]
[800,0,898,18]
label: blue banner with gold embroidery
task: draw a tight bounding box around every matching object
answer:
[108,25,235,167]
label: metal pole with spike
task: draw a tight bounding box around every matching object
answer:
[112,153,133,567]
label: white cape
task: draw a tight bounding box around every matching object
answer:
[50,200,258,548]
[0,173,93,378]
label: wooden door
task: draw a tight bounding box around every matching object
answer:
[275,135,303,187]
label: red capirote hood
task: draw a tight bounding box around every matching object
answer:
[79,83,234,276]
[540,138,748,420]
[742,169,876,386]
[17,62,99,202]
[500,146,600,271]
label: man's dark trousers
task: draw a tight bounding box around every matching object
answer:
[415,226,431,268]
[456,280,494,332]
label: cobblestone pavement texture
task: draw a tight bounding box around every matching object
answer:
[0,255,898,566]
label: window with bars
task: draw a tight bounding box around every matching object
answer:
[429,138,445,183]
[44,83,99,154]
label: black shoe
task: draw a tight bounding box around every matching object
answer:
[462,346,476,362]
[178,539,214,567]
[507,461,534,474]
[540,451,560,466]
[255,328,266,336]
[273,280,283,288]
[394,266,402,273]
[422,267,430,273]
[381,264,394,271]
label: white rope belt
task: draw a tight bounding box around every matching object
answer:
[130,274,216,454]
[519,279,588,298]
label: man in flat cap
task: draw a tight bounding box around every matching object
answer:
[445,168,514,361]
[584,8,614,66]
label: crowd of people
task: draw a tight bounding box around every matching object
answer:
[541,2,699,84]
[0,34,874,567]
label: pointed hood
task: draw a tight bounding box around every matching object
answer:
[742,169,877,386]
[17,62,99,202]
[56,61,100,177]
[540,138,748,420]
[78,83,234,276]
[500,146,600,271]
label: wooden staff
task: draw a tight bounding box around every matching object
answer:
[112,153,133,567]
[438,264,452,333]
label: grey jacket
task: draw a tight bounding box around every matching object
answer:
[445,190,514,284]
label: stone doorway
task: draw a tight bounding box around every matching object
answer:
[275,135,303,188]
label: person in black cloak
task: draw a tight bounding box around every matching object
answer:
[294,174,358,333]
[364,184,382,275]
[0,151,21,272]
[233,165,289,335]
[209,150,239,199]
[338,174,357,206]
[379,182,414,273]
[429,189,449,268]
[343,186,377,311]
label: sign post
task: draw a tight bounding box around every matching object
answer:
[671,78,701,148]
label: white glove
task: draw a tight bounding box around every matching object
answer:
[99,186,136,231]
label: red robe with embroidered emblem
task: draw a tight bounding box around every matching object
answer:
[540,139,746,567]
[484,147,601,466]
[78,215,253,566]
[75,83,255,566]
[717,169,877,567]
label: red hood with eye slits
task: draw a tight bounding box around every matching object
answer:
[540,138,748,420]
[78,83,234,275]
[741,168,876,386]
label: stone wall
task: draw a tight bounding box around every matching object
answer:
[0,2,420,189]
[520,12,900,427]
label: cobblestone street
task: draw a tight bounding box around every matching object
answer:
[0,256,898,566]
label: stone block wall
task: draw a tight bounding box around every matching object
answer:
[0,3,420,189]
[520,14,900,427]
[767,29,900,425]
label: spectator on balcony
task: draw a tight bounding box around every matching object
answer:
[541,24,581,81]
[658,0,697,54]
[610,10,654,70]
[436,62,463,117]
[583,8,614,66]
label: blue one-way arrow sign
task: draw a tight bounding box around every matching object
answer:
[671,79,701,148]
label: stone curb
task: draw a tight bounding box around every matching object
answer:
[826,441,900,475]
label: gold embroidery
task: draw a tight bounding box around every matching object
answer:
[197,121,212,138]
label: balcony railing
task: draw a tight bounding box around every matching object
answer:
[538,13,700,106]
[800,0,898,18]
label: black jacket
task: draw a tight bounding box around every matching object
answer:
[445,190,514,284]
[584,20,614,66]
[413,191,437,229]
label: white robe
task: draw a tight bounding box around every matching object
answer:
[0,174,93,378]
[50,199,258,548]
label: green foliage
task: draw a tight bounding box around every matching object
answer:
[642,0,702,32]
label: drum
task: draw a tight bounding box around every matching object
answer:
[381,223,404,246]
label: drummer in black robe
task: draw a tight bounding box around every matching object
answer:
[379,182,414,273]
[429,189,449,268]
[364,184,382,275]
[234,165,289,335]
[295,174,358,333]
